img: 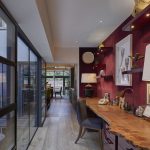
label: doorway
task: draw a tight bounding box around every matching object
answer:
[46,70,71,99]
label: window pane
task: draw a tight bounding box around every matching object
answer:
[17,37,30,150]
[64,70,70,76]
[46,70,54,76]
[0,9,15,61]
[55,71,63,76]
[41,61,46,123]
[29,50,38,140]
[0,63,15,108]
[0,111,15,150]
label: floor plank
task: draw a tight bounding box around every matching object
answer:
[28,98,114,150]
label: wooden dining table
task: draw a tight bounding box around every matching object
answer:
[84,97,150,150]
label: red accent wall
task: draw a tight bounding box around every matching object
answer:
[97,16,150,106]
[79,47,97,97]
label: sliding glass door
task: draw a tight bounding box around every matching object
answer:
[0,7,16,150]
[17,37,38,149]
[17,37,30,150]
[29,50,38,140]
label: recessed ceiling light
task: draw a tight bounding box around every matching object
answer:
[75,40,79,43]
[96,18,103,24]
[131,25,135,29]
[98,20,103,23]
[146,13,150,17]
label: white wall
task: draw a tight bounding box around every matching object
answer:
[54,47,79,98]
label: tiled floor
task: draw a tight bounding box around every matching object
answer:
[28,98,138,150]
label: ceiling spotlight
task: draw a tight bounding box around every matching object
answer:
[75,40,79,43]
[98,20,103,23]
[146,13,150,17]
[96,18,103,24]
[131,25,135,29]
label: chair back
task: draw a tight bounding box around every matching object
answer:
[76,101,87,125]
[60,87,62,93]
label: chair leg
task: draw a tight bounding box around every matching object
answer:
[75,126,83,144]
[99,129,104,150]
[81,128,86,138]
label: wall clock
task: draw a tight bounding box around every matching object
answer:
[82,52,94,64]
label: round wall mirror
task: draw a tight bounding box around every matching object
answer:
[82,52,94,64]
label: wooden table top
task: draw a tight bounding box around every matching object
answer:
[85,98,150,150]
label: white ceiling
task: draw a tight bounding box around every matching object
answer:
[2,0,54,62]
[1,0,135,62]
[46,0,134,48]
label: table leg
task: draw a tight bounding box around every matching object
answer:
[115,135,118,150]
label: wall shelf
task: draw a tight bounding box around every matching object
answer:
[97,75,113,80]
[103,75,113,80]
[94,63,106,70]
[97,47,113,55]
[94,47,113,66]
[122,67,143,74]
[122,5,150,31]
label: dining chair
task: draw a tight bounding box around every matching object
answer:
[75,100,104,150]
[54,87,62,98]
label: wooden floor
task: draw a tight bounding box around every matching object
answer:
[28,98,128,150]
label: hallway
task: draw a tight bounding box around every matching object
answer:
[28,98,114,150]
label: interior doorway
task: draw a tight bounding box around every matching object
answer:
[46,69,71,99]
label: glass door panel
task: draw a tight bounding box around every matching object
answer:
[54,78,63,93]
[41,61,46,123]
[0,111,15,150]
[17,37,30,150]
[29,50,37,140]
[0,7,16,150]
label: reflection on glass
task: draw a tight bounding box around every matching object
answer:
[17,37,30,150]
[41,61,46,123]
[0,9,15,61]
[0,111,15,150]
[29,50,37,140]
[46,70,71,96]
[0,63,15,108]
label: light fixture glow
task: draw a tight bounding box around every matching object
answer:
[131,25,135,29]
[146,13,150,17]
[98,20,103,23]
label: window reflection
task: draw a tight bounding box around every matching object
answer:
[17,37,30,150]
[0,111,15,150]
[0,9,15,61]
[0,64,15,108]
[17,37,38,148]
[29,50,38,139]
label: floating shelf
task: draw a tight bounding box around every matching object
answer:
[103,75,113,80]
[122,5,150,31]
[96,75,113,80]
[122,67,143,74]
[94,64,106,70]
[97,47,113,55]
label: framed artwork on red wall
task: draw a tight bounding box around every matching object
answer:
[115,34,132,86]
[147,83,150,104]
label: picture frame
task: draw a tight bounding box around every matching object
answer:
[143,105,150,118]
[147,83,150,104]
[115,34,132,86]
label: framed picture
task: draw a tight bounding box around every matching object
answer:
[143,105,150,118]
[115,34,132,86]
[147,84,150,104]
